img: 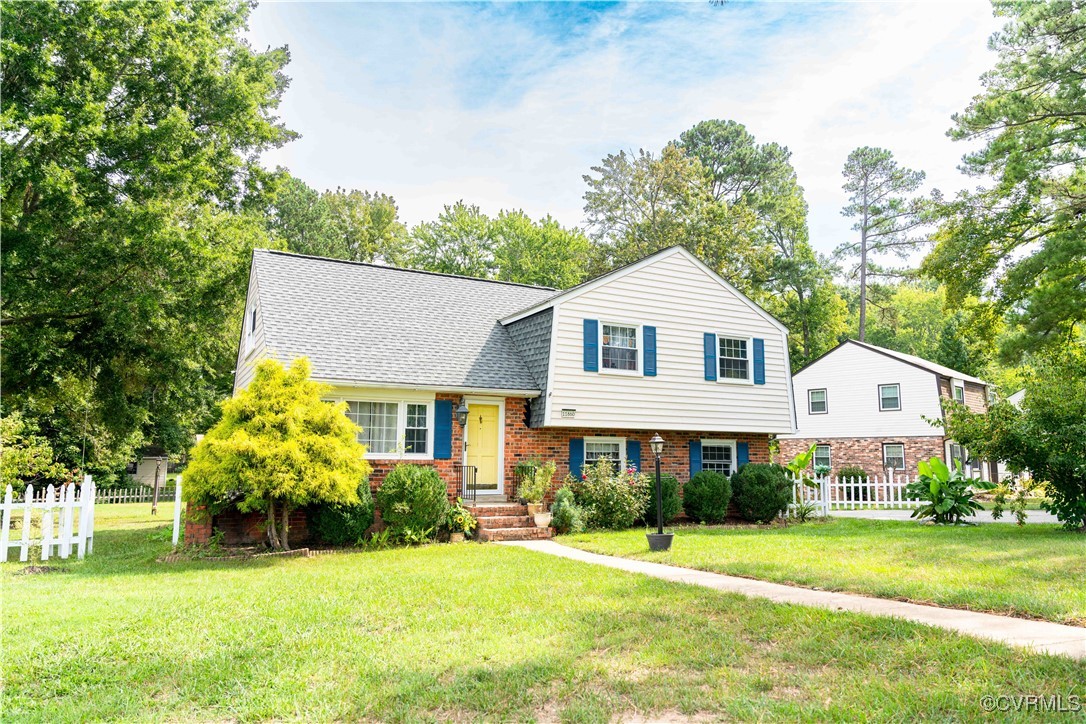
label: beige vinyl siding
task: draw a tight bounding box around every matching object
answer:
[782,343,944,439]
[232,270,269,393]
[547,252,794,433]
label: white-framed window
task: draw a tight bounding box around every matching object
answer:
[879,383,901,411]
[814,444,831,470]
[601,323,639,373]
[948,442,964,468]
[343,399,433,458]
[883,443,905,471]
[718,336,750,381]
[245,306,257,353]
[808,388,828,414]
[584,436,625,466]
[701,439,736,475]
[954,384,965,404]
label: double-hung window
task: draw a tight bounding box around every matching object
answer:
[948,442,964,469]
[814,444,831,470]
[701,440,735,475]
[954,384,965,404]
[584,437,624,466]
[808,389,827,414]
[718,337,749,381]
[878,384,901,411]
[883,443,905,472]
[345,400,432,457]
[601,324,638,372]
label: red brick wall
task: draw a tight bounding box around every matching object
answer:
[184,502,311,547]
[777,436,946,477]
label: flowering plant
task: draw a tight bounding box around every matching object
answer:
[567,458,648,529]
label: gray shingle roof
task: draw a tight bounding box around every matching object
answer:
[252,250,556,392]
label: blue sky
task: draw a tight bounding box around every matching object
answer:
[247,1,1002,256]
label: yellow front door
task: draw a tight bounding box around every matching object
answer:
[465,404,500,493]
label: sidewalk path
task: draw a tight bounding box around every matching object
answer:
[829,508,1061,524]
[500,539,1086,660]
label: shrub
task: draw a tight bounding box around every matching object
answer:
[375,464,448,542]
[549,486,585,535]
[0,411,68,493]
[569,458,648,530]
[640,473,681,526]
[682,470,732,523]
[517,460,556,505]
[732,463,792,523]
[308,483,375,546]
[836,465,869,481]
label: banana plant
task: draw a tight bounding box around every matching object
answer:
[906,457,996,525]
[784,444,820,489]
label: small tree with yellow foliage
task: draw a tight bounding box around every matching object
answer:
[185,358,371,550]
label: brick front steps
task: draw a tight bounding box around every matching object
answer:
[468,502,553,543]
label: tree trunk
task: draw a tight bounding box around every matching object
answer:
[859,207,869,342]
[281,504,291,551]
[267,499,282,550]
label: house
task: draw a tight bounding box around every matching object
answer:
[189,245,796,543]
[777,340,995,481]
[126,446,171,487]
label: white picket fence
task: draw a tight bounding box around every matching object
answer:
[96,486,177,504]
[1,476,96,562]
[790,473,924,516]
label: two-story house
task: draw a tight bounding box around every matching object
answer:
[777,340,994,481]
[217,245,796,541]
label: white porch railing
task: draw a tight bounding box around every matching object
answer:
[1,476,96,562]
[790,472,924,515]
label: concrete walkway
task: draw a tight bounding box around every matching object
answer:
[830,508,1061,524]
[500,539,1086,660]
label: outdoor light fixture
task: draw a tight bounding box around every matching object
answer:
[646,433,673,551]
[455,398,469,428]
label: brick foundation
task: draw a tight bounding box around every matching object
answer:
[184,502,312,547]
[776,436,947,477]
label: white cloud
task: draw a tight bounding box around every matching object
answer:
[248,1,1003,256]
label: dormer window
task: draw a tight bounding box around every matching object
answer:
[878,384,901,411]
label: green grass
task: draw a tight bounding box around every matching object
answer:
[565,518,1086,626]
[3,505,1084,722]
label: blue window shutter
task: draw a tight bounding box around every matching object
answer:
[643,326,657,377]
[434,400,452,459]
[753,338,765,385]
[569,438,585,479]
[737,442,749,468]
[626,440,641,471]
[689,440,702,475]
[703,333,717,381]
[583,319,599,372]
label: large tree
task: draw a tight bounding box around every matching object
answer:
[490,210,591,289]
[923,0,1086,361]
[1,0,294,476]
[835,147,930,342]
[407,201,494,277]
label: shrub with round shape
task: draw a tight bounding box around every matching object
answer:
[640,473,681,526]
[732,463,792,523]
[375,464,448,542]
[682,470,732,524]
[309,483,375,546]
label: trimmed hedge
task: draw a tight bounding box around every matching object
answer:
[640,473,681,526]
[375,464,448,541]
[732,463,791,523]
[682,470,732,523]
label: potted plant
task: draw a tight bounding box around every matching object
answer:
[445,498,477,542]
[517,460,556,525]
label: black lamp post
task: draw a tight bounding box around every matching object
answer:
[646,433,673,551]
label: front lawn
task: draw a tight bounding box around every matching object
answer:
[3,505,1084,721]
[565,518,1086,626]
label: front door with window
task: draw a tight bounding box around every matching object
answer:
[465,404,501,494]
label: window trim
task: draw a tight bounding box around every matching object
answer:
[878,383,902,412]
[808,388,828,415]
[953,384,965,405]
[244,306,257,355]
[700,438,737,476]
[813,444,831,470]
[329,393,436,460]
[882,442,906,472]
[598,321,643,376]
[715,334,754,385]
[583,436,627,466]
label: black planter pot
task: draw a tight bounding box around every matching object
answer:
[646,533,674,552]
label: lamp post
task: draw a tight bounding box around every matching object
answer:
[646,433,673,551]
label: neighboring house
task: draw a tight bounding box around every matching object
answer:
[126,446,171,487]
[777,340,996,481]
[233,245,795,503]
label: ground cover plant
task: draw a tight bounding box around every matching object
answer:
[566,517,1086,625]
[3,504,1084,722]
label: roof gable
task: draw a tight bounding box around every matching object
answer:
[794,339,987,386]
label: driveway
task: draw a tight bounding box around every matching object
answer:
[829,508,1061,524]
